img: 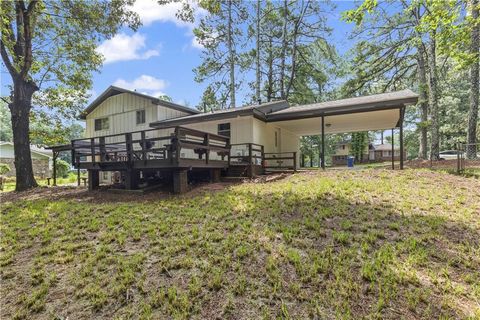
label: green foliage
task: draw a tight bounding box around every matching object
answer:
[0,101,12,142]
[198,85,220,112]
[1,0,141,118]
[55,159,70,178]
[351,132,369,161]
[0,163,11,175]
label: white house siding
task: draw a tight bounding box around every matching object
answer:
[181,116,253,161]
[85,93,190,139]
[252,119,300,168]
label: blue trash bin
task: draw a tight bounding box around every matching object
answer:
[347,156,355,168]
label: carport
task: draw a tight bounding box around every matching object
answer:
[267,90,419,169]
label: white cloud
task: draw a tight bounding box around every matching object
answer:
[113,75,168,97]
[97,33,160,64]
[132,0,188,27]
[131,0,207,50]
[190,36,204,50]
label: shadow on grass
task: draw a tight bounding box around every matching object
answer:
[1,174,479,319]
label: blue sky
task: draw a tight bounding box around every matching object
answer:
[91,0,357,108]
[1,0,357,109]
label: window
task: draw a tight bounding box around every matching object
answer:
[102,172,109,180]
[342,145,345,150]
[94,117,109,131]
[218,123,231,137]
[275,131,278,147]
[136,110,146,125]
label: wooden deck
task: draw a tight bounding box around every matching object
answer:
[71,126,230,171]
[50,126,297,193]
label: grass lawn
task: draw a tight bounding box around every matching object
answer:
[1,169,479,319]
[1,173,87,192]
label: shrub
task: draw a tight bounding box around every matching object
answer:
[0,163,10,175]
[55,159,70,178]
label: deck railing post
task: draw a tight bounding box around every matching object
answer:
[125,133,133,163]
[204,133,210,164]
[261,145,265,168]
[173,127,180,165]
[140,131,147,161]
[99,137,106,162]
[71,140,76,167]
[226,138,231,165]
[293,152,297,172]
[90,138,96,164]
[52,151,57,186]
[249,143,254,178]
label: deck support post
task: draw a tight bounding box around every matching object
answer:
[52,151,57,186]
[400,107,405,170]
[210,168,221,182]
[321,116,325,170]
[173,169,188,194]
[88,170,99,191]
[77,167,81,186]
[391,129,395,170]
[125,169,139,190]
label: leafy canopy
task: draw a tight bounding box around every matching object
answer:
[1,0,140,119]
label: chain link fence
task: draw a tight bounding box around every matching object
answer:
[457,143,480,174]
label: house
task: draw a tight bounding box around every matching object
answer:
[0,141,53,178]
[332,141,407,165]
[49,86,418,193]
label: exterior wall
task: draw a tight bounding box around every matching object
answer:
[184,116,300,168]
[252,119,300,168]
[184,116,253,144]
[0,157,51,178]
[0,144,52,178]
[85,93,190,138]
[335,144,350,156]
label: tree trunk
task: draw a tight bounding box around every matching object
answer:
[255,0,261,102]
[280,0,287,100]
[266,38,273,102]
[417,45,429,159]
[427,33,440,160]
[9,79,38,191]
[467,0,479,159]
[227,0,236,108]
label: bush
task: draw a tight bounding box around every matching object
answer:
[55,159,70,178]
[0,163,10,175]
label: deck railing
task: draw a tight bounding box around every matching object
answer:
[71,126,230,168]
[263,152,297,171]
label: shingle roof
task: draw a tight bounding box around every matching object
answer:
[268,89,418,117]
[150,90,418,128]
[80,86,199,119]
[150,100,289,128]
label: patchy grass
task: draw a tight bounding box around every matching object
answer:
[1,173,87,192]
[1,169,479,319]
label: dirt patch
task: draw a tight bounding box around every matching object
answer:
[0,181,243,204]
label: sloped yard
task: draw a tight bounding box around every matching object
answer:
[1,169,479,319]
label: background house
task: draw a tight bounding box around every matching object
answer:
[332,141,406,165]
[0,141,53,178]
